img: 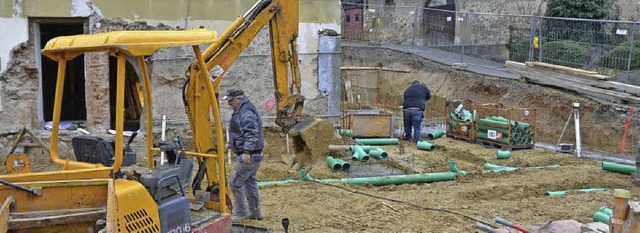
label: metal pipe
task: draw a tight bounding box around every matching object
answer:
[573,103,582,158]
[602,161,636,175]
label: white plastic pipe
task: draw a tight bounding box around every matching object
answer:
[573,103,582,158]
[161,115,167,165]
[286,134,290,154]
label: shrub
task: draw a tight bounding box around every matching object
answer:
[506,37,533,63]
[599,43,640,70]
[541,41,590,68]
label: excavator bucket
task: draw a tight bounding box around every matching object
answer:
[285,118,335,176]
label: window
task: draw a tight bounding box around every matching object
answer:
[346,15,351,23]
[355,14,360,22]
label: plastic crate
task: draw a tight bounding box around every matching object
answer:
[473,103,536,149]
[445,99,475,141]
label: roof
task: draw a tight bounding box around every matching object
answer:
[41,29,217,61]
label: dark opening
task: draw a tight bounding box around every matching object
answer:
[423,0,456,46]
[108,57,142,131]
[355,14,360,22]
[40,22,86,122]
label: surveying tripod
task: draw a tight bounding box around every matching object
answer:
[556,103,582,157]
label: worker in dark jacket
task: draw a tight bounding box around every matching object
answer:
[224,88,265,223]
[402,80,431,143]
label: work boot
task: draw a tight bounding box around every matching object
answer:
[250,211,263,220]
[231,212,251,223]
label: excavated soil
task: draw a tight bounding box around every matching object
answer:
[234,131,640,232]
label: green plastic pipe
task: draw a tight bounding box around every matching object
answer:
[602,161,636,175]
[513,121,531,131]
[593,211,611,225]
[351,146,370,161]
[461,110,473,122]
[258,172,457,187]
[355,138,399,145]
[350,145,372,154]
[427,131,445,140]
[336,172,456,186]
[496,150,511,159]
[325,156,343,172]
[484,163,518,172]
[477,125,510,135]
[369,147,388,160]
[417,141,436,151]
[339,129,352,137]
[598,206,614,216]
[490,116,509,122]
[545,188,607,197]
[335,158,351,172]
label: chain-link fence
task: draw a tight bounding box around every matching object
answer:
[340,2,640,158]
[342,2,640,85]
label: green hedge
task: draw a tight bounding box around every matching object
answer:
[507,37,532,63]
[542,41,590,68]
[599,41,640,70]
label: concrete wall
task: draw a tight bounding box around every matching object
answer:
[0,0,340,167]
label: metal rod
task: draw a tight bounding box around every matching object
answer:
[0,179,38,196]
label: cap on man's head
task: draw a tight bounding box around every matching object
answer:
[412,80,420,84]
[222,88,245,100]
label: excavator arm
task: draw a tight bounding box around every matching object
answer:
[182,0,309,189]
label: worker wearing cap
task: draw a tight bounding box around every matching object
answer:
[224,88,265,222]
[402,80,431,143]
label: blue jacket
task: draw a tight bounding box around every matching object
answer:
[228,97,264,154]
[402,83,431,110]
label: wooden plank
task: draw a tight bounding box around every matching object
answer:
[0,196,15,232]
[606,81,640,96]
[9,208,106,229]
[531,62,599,74]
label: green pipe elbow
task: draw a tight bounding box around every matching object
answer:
[602,161,636,175]
[496,150,511,159]
[369,147,389,160]
[352,146,370,161]
[350,145,372,154]
[417,141,436,151]
[448,160,467,175]
[325,156,343,172]
[355,138,399,145]
[427,131,445,140]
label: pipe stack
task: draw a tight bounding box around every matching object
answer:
[476,116,533,145]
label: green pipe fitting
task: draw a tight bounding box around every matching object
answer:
[355,138,399,145]
[369,147,389,160]
[339,129,352,137]
[351,146,370,161]
[593,210,611,225]
[427,131,445,140]
[496,150,511,159]
[350,145,372,154]
[602,161,636,175]
[335,158,351,172]
[417,141,436,151]
[325,156,343,172]
[461,110,473,122]
[448,160,467,176]
[257,179,302,186]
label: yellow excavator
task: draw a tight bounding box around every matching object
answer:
[0,0,332,232]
